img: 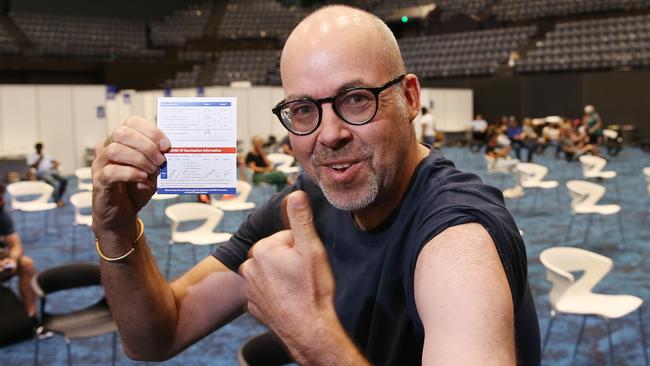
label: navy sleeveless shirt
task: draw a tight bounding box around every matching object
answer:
[214,148,540,365]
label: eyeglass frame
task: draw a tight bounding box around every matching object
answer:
[271,74,406,136]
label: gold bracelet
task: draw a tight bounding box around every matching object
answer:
[95,218,144,262]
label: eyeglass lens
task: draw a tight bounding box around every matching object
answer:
[280,88,377,134]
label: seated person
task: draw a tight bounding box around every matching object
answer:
[485,126,511,159]
[246,136,289,191]
[559,123,598,161]
[538,122,561,158]
[486,127,518,172]
[26,142,67,207]
[0,183,37,321]
[469,113,488,152]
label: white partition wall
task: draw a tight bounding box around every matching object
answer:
[421,88,473,132]
[72,85,108,168]
[0,85,39,156]
[36,86,75,175]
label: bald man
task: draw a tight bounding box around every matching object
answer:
[92,5,540,365]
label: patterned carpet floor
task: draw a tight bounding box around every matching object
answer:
[1,146,648,365]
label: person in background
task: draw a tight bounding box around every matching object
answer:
[26,142,67,207]
[539,122,561,158]
[246,135,289,191]
[263,135,280,153]
[469,113,488,152]
[583,105,603,146]
[418,107,436,146]
[0,183,38,322]
[506,117,533,162]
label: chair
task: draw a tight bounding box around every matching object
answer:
[31,262,118,366]
[211,180,256,213]
[164,202,232,278]
[69,191,92,260]
[513,162,559,210]
[267,153,299,175]
[73,167,92,191]
[238,332,292,366]
[539,247,648,366]
[565,180,624,247]
[149,192,179,225]
[485,155,518,189]
[6,181,59,241]
[578,155,619,200]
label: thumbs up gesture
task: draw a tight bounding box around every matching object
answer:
[239,190,336,348]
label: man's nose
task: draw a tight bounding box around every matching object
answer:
[316,103,353,149]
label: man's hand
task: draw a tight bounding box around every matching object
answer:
[92,116,170,246]
[239,190,337,356]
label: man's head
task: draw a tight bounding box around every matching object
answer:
[35,142,43,154]
[251,136,264,150]
[279,5,420,212]
[584,105,595,115]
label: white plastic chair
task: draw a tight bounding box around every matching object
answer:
[70,191,92,260]
[74,167,92,191]
[579,155,616,179]
[267,153,299,174]
[211,180,256,212]
[6,181,59,240]
[512,162,559,210]
[565,180,624,246]
[540,247,648,365]
[149,192,179,225]
[164,202,231,279]
[485,155,518,189]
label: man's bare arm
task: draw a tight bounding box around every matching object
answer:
[101,252,246,361]
[415,223,516,365]
[93,116,246,361]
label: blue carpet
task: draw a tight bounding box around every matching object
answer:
[1,147,648,365]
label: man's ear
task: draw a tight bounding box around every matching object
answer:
[402,74,421,123]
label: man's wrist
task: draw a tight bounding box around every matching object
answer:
[94,218,141,257]
[288,306,369,366]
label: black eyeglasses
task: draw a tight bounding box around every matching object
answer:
[272,74,406,136]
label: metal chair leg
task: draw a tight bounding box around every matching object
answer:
[541,313,556,355]
[165,244,173,279]
[583,214,594,246]
[44,211,49,237]
[616,213,626,247]
[606,319,614,366]
[72,225,77,260]
[54,210,61,238]
[639,307,649,366]
[34,337,39,366]
[565,214,575,245]
[65,337,72,366]
[572,315,588,363]
[112,332,117,366]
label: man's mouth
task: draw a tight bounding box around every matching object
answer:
[329,162,352,171]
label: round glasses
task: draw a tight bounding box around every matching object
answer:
[272,74,406,136]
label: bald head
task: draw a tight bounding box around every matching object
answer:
[280,5,405,86]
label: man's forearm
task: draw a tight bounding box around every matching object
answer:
[285,308,371,366]
[99,233,180,361]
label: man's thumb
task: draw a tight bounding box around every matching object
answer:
[286,190,319,251]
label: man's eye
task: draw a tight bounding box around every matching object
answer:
[290,103,315,116]
[342,92,372,105]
